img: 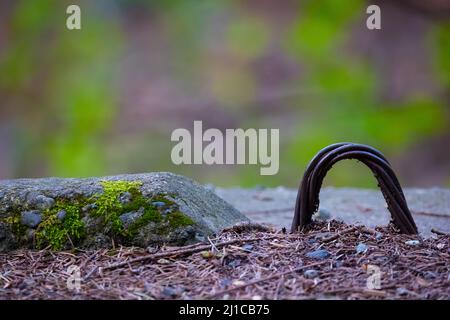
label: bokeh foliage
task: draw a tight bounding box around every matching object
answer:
[0,0,449,188]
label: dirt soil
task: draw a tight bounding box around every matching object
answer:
[0,221,448,300]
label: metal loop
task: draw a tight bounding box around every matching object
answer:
[291,143,418,234]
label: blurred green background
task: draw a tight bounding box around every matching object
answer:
[0,0,449,188]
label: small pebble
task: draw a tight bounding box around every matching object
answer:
[356,243,368,254]
[82,203,97,213]
[157,258,171,264]
[220,279,232,287]
[232,280,246,286]
[162,286,178,298]
[306,249,331,260]
[56,210,66,221]
[118,192,132,204]
[303,269,319,279]
[405,240,420,246]
[228,260,240,268]
[20,211,42,228]
[152,201,166,208]
[396,287,410,296]
[119,209,144,228]
[195,233,206,242]
[315,208,331,221]
[242,244,254,251]
[422,271,437,280]
[33,195,55,210]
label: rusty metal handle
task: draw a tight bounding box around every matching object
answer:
[291,142,418,234]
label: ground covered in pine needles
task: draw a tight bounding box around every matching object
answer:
[0,220,448,300]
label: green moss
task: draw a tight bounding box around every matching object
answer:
[4,213,27,239]
[89,181,184,239]
[167,211,194,228]
[89,180,142,235]
[91,180,155,236]
[36,200,85,250]
[126,207,162,238]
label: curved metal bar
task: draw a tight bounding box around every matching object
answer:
[309,144,404,203]
[329,152,416,233]
[291,143,418,234]
[292,142,350,229]
[309,149,405,207]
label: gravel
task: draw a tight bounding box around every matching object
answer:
[0,220,448,300]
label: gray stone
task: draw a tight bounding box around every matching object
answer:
[356,243,368,254]
[306,249,331,260]
[315,208,332,221]
[35,195,55,210]
[220,278,232,287]
[422,271,437,280]
[20,211,42,228]
[56,210,66,221]
[118,192,132,205]
[26,193,55,210]
[119,208,144,228]
[81,215,103,234]
[161,208,173,217]
[82,203,98,213]
[162,286,180,298]
[152,201,166,208]
[405,240,420,246]
[304,269,319,279]
[0,172,247,251]
[396,287,411,296]
[195,233,206,242]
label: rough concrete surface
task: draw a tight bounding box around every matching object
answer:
[215,186,450,237]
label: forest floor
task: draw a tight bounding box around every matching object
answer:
[0,220,448,300]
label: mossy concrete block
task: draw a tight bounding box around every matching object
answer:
[0,172,248,251]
